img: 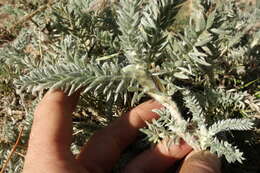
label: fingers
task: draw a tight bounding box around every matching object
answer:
[25,90,80,161]
[178,151,221,173]
[76,100,163,172]
[123,139,192,173]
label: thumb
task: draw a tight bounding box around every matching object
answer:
[178,150,221,173]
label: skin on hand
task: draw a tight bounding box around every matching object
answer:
[179,150,221,173]
[23,90,220,173]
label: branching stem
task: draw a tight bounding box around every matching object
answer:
[132,66,183,123]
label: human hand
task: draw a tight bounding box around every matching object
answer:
[23,90,221,173]
[179,150,221,173]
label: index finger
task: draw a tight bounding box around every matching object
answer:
[23,90,80,172]
[76,100,163,172]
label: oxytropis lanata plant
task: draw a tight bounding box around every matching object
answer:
[6,0,259,164]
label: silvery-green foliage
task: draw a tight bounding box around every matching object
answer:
[208,119,253,135]
[116,0,143,64]
[141,108,178,144]
[209,137,245,163]
[5,0,259,164]
[142,90,254,162]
